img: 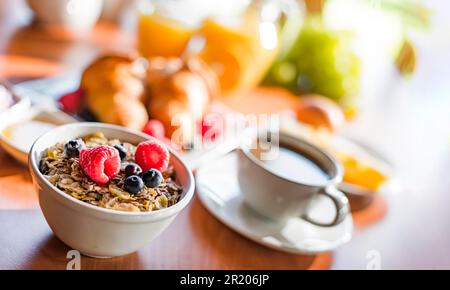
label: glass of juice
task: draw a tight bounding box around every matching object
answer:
[195,1,283,94]
[137,0,200,58]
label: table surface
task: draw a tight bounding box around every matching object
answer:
[1,0,449,270]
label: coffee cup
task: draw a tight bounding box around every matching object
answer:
[237,132,349,226]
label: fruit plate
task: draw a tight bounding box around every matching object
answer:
[279,116,401,210]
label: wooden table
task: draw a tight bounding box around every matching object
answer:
[1,0,449,270]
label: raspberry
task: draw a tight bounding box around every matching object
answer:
[135,140,169,172]
[79,146,121,185]
[142,119,165,139]
[58,88,85,114]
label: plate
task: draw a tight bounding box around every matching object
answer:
[195,152,353,255]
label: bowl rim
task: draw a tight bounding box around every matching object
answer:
[29,122,195,218]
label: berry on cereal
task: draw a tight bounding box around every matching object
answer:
[79,145,121,185]
[135,140,169,172]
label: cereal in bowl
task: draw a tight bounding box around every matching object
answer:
[38,132,182,212]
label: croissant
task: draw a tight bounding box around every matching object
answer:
[146,57,219,144]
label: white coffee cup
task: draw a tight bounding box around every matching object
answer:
[237,132,349,226]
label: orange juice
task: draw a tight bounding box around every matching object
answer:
[138,13,195,58]
[198,16,279,94]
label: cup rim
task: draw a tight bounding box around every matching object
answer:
[29,122,195,218]
[240,131,343,188]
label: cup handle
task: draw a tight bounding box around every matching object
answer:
[302,186,350,227]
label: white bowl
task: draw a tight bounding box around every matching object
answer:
[28,123,195,258]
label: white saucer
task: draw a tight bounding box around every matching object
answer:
[195,152,353,255]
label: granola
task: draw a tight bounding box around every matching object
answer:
[39,132,182,212]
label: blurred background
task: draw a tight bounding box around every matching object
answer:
[1,0,450,269]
